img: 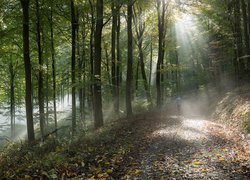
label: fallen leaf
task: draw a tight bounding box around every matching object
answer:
[219,157,225,161]
[106,169,113,174]
[193,161,201,165]
[134,169,142,175]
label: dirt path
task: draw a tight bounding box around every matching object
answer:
[119,112,250,179]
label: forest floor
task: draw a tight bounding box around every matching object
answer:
[0,86,250,179]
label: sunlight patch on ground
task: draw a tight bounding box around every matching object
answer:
[152,118,211,141]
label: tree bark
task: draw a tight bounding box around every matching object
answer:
[126,0,133,117]
[156,0,166,108]
[36,0,45,140]
[71,0,77,134]
[241,0,250,73]
[9,60,15,139]
[93,0,104,128]
[111,0,119,113]
[21,0,35,142]
[234,0,244,77]
[50,0,57,133]
[133,6,151,104]
[116,6,121,110]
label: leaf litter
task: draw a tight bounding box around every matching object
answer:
[0,111,249,179]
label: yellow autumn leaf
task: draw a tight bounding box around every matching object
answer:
[104,162,110,165]
[201,169,208,173]
[193,161,201,165]
[24,175,32,180]
[41,171,49,177]
[160,176,164,180]
[216,154,221,157]
[219,157,225,161]
[106,169,113,174]
[97,173,104,178]
[88,175,95,180]
[222,148,227,152]
[134,169,142,174]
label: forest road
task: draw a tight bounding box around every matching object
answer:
[123,112,250,179]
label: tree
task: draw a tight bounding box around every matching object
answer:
[93,0,104,128]
[50,0,57,132]
[111,0,119,113]
[71,0,77,134]
[126,0,133,117]
[20,0,35,142]
[156,0,167,108]
[35,0,45,139]
[133,4,152,104]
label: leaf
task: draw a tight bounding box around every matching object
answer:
[193,161,201,165]
[201,169,208,173]
[216,154,222,157]
[88,176,95,180]
[106,169,113,174]
[24,175,32,180]
[219,157,225,161]
[134,169,142,175]
[222,148,227,152]
[104,162,110,165]
[41,171,49,177]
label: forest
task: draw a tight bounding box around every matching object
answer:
[0,0,249,179]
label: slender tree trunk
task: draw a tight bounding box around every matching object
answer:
[116,6,121,111]
[135,59,139,92]
[71,0,77,134]
[36,0,45,140]
[149,39,153,87]
[241,0,250,53]
[104,46,112,86]
[126,0,133,117]
[234,0,244,77]
[156,1,166,108]
[9,60,15,139]
[21,0,35,142]
[133,6,151,103]
[82,30,86,123]
[93,0,104,128]
[111,1,119,113]
[241,0,250,72]
[88,0,95,117]
[50,0,57,132]
[248,0,250,70]
[78,18,85,123]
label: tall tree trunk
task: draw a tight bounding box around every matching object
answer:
[9,60,15,139]
[126,0,133,117]
[21,0,35,142]
[241,0,250,72]
[71,0,77,134]
[156,1,166,108]
[116,6,121,111]
[78,17,85,123]
[133,6,151,104]
[111,0,119,113]
[248,0,250,70]
[135,58,139,94]
[88,0,95,116]
[149,38,153,87]
[50,0,57,132]
[82,30,86,123]
[93,0,104,128]
[104,45,112,86]
[36,0,45,140]
[234,0,244,77]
